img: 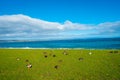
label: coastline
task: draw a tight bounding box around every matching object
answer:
[0,47,119,50]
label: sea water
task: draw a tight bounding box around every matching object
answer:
[0,38,120,49]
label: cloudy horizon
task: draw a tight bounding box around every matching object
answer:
[0,14,120,40]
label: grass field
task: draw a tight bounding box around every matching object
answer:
[0,49,120,80]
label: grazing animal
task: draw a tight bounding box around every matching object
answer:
[54,65,59,69]
[26,63,32,68]
[63,50,68,55]
[53,55,56,57]
[79,58,83,61]
[25,59,29,62]
[114,51,118,53]
[109,51,113,53]
[109,51,119,54]
[44,55,48,58]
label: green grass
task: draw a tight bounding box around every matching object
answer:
[0,49,120,80]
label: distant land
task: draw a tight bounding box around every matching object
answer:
[0,37,120,42]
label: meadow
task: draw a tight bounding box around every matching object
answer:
[0,49,120,80]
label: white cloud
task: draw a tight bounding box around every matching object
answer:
[0,14,120,40]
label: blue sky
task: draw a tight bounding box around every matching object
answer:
[0,0,120,40]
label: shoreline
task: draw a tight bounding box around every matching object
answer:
[0,47,119,50]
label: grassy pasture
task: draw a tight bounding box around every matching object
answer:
[0,49,120,80]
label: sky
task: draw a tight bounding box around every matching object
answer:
[0,0,120,40]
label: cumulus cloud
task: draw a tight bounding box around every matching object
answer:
[0,14,120,40]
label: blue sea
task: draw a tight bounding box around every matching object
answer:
[0,38,120,49]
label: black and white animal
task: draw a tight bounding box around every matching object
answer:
[26,63,32,68]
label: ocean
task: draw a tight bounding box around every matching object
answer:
[0,38,120,49]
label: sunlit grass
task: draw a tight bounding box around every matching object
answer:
[0,49,120,80]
